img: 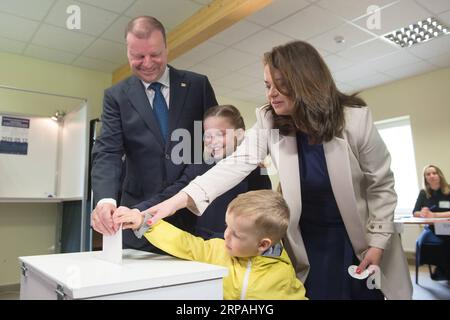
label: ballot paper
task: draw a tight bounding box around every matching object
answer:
[348,265,370,280]
[100,227,123,264]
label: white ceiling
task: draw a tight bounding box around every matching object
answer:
[0,0,212,71]
[1,0,450,105]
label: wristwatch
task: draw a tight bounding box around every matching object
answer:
[133,212,154,239]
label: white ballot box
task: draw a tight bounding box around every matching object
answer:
[19,249,228,300]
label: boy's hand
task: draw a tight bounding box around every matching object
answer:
[113,206,144,230]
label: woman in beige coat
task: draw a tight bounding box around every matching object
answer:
[146,41,413,299]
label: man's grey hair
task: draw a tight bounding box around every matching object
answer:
[125,16,166,44]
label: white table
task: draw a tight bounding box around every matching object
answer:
[394,217,450,235]
[19,249,228,300]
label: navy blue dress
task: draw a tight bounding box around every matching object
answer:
[297,132,384,300]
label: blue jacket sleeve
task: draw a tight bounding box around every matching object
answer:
[91,88,125,203]
[203,76,218,112]
[246,167,272,191]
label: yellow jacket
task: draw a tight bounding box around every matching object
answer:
[144,220,307,300]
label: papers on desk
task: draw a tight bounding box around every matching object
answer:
[435,222,450,235]
[394,217,450,235]
[99,227,122,264]
[394,217,450,224]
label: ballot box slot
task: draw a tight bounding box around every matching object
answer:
[55,284,66,300]
[21,263,28,277]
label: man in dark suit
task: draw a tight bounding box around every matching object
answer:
[90,16,217,251]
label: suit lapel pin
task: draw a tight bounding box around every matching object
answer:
[181,82,187,87]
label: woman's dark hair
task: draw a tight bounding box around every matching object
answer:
[204,105,245,130]
[263,40,366,143]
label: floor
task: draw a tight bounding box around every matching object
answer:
[0,286,19,300]
[410,265,450,300]
[1,264,448,300]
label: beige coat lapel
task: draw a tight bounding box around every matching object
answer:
[273,134,310,272]
[274,135,301,224]
[323,137,368,257]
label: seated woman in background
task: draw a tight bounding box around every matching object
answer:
[414,165,450,218]
[413,164,450,280]
[120,104,272,240]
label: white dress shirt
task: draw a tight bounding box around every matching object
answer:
[141,66,170,109]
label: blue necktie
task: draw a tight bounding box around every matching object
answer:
[149,82,168,143]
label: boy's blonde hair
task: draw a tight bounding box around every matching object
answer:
[227,190,290,244]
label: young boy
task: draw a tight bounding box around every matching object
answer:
[113,190,307,300]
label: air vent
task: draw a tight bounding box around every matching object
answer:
[384,17,449,48]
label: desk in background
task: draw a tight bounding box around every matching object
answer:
[394,217,450,235]
[19,249,228,300]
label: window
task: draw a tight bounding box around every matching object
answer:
[375,116,419,217]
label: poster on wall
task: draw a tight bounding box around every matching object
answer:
[0,116,30,155]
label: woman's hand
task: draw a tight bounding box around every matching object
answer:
[419,207,435,218]
[112,206,144,230]
[357,247,384,275]
[144,192,190,225]
[413,207,438,218]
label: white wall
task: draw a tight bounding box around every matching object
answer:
[361,66,450,185]
[0,203,57,286]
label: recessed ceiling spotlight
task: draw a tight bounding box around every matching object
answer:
[334,36,345,44]
[51,110,66,122]
[384,17,449,48]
